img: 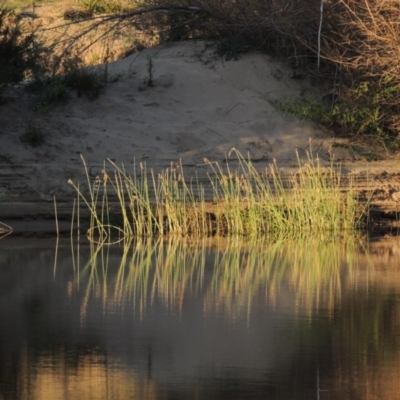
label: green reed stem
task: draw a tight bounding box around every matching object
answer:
[69,150,368,241]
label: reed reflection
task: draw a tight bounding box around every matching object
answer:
[71,237,361,319]
[2,236,400,400]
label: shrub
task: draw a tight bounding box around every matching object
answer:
[20,125,46,147]
[29,76,70,110]
[28,64,104,110]
[312,0,400,148]
[62,67,104,99]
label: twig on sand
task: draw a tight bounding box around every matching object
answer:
[0,221,13,239]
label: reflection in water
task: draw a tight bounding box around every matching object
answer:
[0,236,400,399]
[76,237,358,318]
[18,351,157,400]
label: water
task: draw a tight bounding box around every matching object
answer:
[1,235,400,400]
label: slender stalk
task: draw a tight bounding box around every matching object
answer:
[69,151,367,241]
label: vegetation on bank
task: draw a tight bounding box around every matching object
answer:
[142,0,400,150]
[0,0,385,239]
[68,151,367,241]
[1,0,400,148]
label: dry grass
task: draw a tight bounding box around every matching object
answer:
[318,0,400,144]
[13,0,156,74]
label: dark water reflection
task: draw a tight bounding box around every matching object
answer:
[1,236,400,400]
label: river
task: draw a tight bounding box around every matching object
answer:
[0,234,399,400]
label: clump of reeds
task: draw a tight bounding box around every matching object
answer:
[207,149,364,238]
[68,149,367,241]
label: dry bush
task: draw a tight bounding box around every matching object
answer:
[318,0,400,145]
[321,0,400,76]
[39,0,324,72]
[144,0,322,60]
[23,1,159,75]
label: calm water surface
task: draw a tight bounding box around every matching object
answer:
[1,236,400,400]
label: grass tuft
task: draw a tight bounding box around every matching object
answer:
[76,0,126,14]
[69,150,368,242]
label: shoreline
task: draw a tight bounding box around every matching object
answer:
[1,183,399,236]
[1,40,400,236]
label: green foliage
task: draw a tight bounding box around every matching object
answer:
[328,79,400,148]
[216,36,251,61]
[270,97,333,124]
[270,82,400,150]
[332,83,384,134]
[20,125,46,147]
[0,7,39,85]
[63,9,93,21]
[332,142,356,151]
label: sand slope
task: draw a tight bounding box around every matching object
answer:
[0,40,387,202]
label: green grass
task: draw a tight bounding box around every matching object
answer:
[69,150,368,242]
[216,36,251,61]
[269,97,333,124]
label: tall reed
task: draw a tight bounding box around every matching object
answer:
[69,150,367,241]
